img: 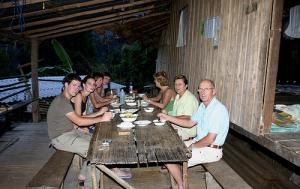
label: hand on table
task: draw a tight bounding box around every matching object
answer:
[157,112,168,122]
[101,112,113,122]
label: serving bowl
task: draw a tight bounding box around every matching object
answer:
[120,113,138,122]
[125,99,135,103]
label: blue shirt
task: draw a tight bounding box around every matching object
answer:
[191,97,229,145]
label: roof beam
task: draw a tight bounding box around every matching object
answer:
[142,22,168,33]
[40,11,169,40]
[25,4,157,36]
[4,0,159,30]
[131,16,169,31]
[29,9,153,38]
[0,0,114,21]
[0,0,48,9]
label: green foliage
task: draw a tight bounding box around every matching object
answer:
[51,39,74,73]
[117,41,156,89]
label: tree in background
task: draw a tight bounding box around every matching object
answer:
[0,31,158,90]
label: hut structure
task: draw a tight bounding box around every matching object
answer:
[0,0,299,174]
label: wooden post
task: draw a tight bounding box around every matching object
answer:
[31,38,40,122]
[262,0,284,134]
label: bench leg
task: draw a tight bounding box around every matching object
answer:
[92,165,98,189]
[100,171,104,189]
[182,162,188,189]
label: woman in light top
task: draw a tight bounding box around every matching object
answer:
[172,75,198,145]
[143,71,176,115]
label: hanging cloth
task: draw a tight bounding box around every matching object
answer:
[284,5,300,38]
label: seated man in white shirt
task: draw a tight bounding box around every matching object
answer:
[158,79,229,189]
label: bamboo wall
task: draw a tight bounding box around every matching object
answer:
[156,0,274,135]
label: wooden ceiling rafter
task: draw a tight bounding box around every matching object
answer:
[0,0,114,22]
[40,11,169,40]
[25,3,161,36]
[130,16,169,31]
[3,0,161,30]
[0,0,48,9]
[29,8,155,38]
[142,22,168,34]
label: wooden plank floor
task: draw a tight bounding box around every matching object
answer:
[0,122,55,189]
[0,122,208,189]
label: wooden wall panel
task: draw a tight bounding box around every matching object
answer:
[156,0,274,135]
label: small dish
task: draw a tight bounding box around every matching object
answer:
[153,119,165,126]
[140,100,149,107]
[134,120,151,126]
[111,102,121,108]
[126,102,137,107]
[144,107,154,113]
[138,93,145,98]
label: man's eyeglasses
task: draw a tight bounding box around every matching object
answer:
[198,88,214,92]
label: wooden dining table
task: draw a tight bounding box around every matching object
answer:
[86,106,191,189]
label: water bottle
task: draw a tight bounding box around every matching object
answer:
[120,89,125,104]
[129,82,133,94]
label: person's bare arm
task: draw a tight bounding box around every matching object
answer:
[90,93,111,109]
[82,107,108,118]
[73,93,83,116]
[66,111,112,126]
[149,89,172,109]
[157,113,196,128]
[143,91,162,102]
[192,133,217,148]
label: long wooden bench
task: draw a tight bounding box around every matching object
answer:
[26,150,74,189]
[202,159,252,189]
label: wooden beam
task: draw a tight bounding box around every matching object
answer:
[142,22,168,34]
[31,38,40,122]
[40,11,169,40]
[0,0,113,22]
[148,25,167,35]
[262,0,284,134]
[5,0,159,30]
[0,0,48,9]
[25,4,156,36]
[131,16,170,31]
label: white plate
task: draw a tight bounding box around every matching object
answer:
[117,122,135,129]
[134,120,151,126]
